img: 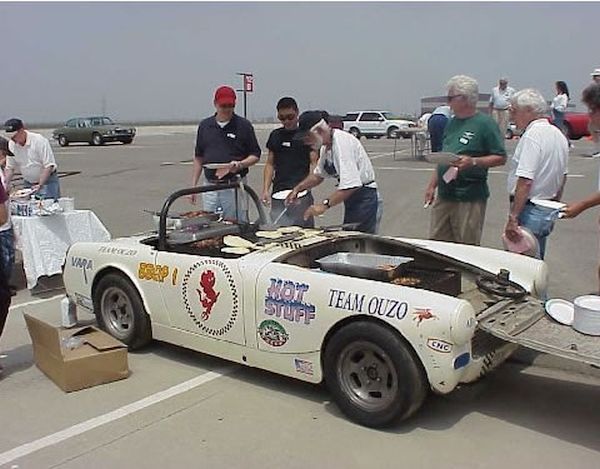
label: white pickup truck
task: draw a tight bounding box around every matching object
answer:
[342,110,416,139]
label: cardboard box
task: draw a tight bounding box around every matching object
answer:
[24,313,129,392]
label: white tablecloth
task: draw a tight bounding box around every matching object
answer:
[12,210,111,289]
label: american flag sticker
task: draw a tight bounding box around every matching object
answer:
[294,358,314,376]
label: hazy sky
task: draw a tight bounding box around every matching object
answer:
[1,1,598,123]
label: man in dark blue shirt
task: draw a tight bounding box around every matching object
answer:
[190,85,261,222]
[262,97,318,227]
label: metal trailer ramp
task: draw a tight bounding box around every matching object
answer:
[477,298,600,368]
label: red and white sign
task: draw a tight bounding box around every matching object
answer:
[244,74,254,93]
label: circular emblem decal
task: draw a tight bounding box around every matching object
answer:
[258,319,289,347]
[181,260,239,336]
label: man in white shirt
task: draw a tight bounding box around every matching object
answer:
[3,118,60,200]
[489,77,515,137]
[504,89,568,259]
[286,111,382,233]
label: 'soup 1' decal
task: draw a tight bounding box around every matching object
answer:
[328,288,408,320]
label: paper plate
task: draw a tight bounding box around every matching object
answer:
[545,298,574,325]
[221,247,250,255]
[272,189,308,200]
[11,188,35,199]
[530,199,566,211]
[502,227,539,257]
[424,152,459,165]
[203,163,231,169]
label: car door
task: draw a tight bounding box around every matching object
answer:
[156,250,246,345]
[358,112,383,135]
[62,119,77,141]
[75,118,91,142]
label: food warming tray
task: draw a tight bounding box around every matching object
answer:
[316,253,415,281]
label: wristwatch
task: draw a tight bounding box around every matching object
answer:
[322,199,331,209]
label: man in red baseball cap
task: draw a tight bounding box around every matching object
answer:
[189,85,261,222]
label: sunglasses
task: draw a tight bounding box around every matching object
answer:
[278,113,297,122]
[447,94,463,102]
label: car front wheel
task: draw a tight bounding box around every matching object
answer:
[93,272,152,350]
[91,133,104,146]
[387,126,399,139]
[58,135,69,147]
[324,321,428,428]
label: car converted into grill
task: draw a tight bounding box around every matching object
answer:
[62,183,600,428]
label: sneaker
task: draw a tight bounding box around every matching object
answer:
[592,152,600,159]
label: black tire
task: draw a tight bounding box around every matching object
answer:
[324,321,428,428]
[93,272,152,350]
[58,135,69,147]
[120,138,133,144]
[349,127,361,139]
[91,133,104,146]
[387,126,399,139]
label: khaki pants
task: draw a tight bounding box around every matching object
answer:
[492,109,510,137]
[429,198,487,245]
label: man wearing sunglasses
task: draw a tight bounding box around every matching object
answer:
[424,75,506,245]
[287,110,381,234]
[190,85,261,222]
[262,97,318,227]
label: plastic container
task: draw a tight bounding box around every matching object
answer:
[58,197,75,212]
[61,297,78,328]
[573,295,600,336]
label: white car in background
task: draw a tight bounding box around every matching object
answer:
[62,184,599,428]
[342,111,416,139]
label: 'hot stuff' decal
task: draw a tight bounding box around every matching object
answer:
[265,279,316,325]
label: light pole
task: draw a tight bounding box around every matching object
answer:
[236,72,253,118]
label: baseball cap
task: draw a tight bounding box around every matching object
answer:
[4,118,24,133]
[0,136,14,156]
[214,86,236,106]
[591,68,600,77]
[294,110,329,140]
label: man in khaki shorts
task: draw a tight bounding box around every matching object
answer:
[424,75,507,245]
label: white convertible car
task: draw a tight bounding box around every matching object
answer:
[63,183,599,428]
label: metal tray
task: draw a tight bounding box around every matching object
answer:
[167,223,241,245]
[151,211,219,230]
[316,253,415,281]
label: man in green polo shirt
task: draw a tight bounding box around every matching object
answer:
[424,75,507,245]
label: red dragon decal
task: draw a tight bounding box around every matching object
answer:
[196,270,220,321]
[413,308,438,326]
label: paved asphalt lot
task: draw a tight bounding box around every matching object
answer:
[1,126,599,468]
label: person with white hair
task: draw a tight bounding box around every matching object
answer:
[504,89,569,259]
[424,75,507,245]
[489,77,515,137]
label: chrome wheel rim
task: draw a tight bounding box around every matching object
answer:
[337,341,398,412]
[101,287,134,340]
[93,135,101,145]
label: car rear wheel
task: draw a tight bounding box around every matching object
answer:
[387,126,399,139]
[349,127,361,139]
[93,272,152,350]
[324,321,428,428]
[91,133,104,146]
[58,135,69,147]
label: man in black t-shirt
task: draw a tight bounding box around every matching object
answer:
[262,97,318,227]
[190,85,261,222]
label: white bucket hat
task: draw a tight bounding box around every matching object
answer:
[591,68,600,77]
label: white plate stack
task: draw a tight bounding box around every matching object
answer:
[573,295,600,336]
